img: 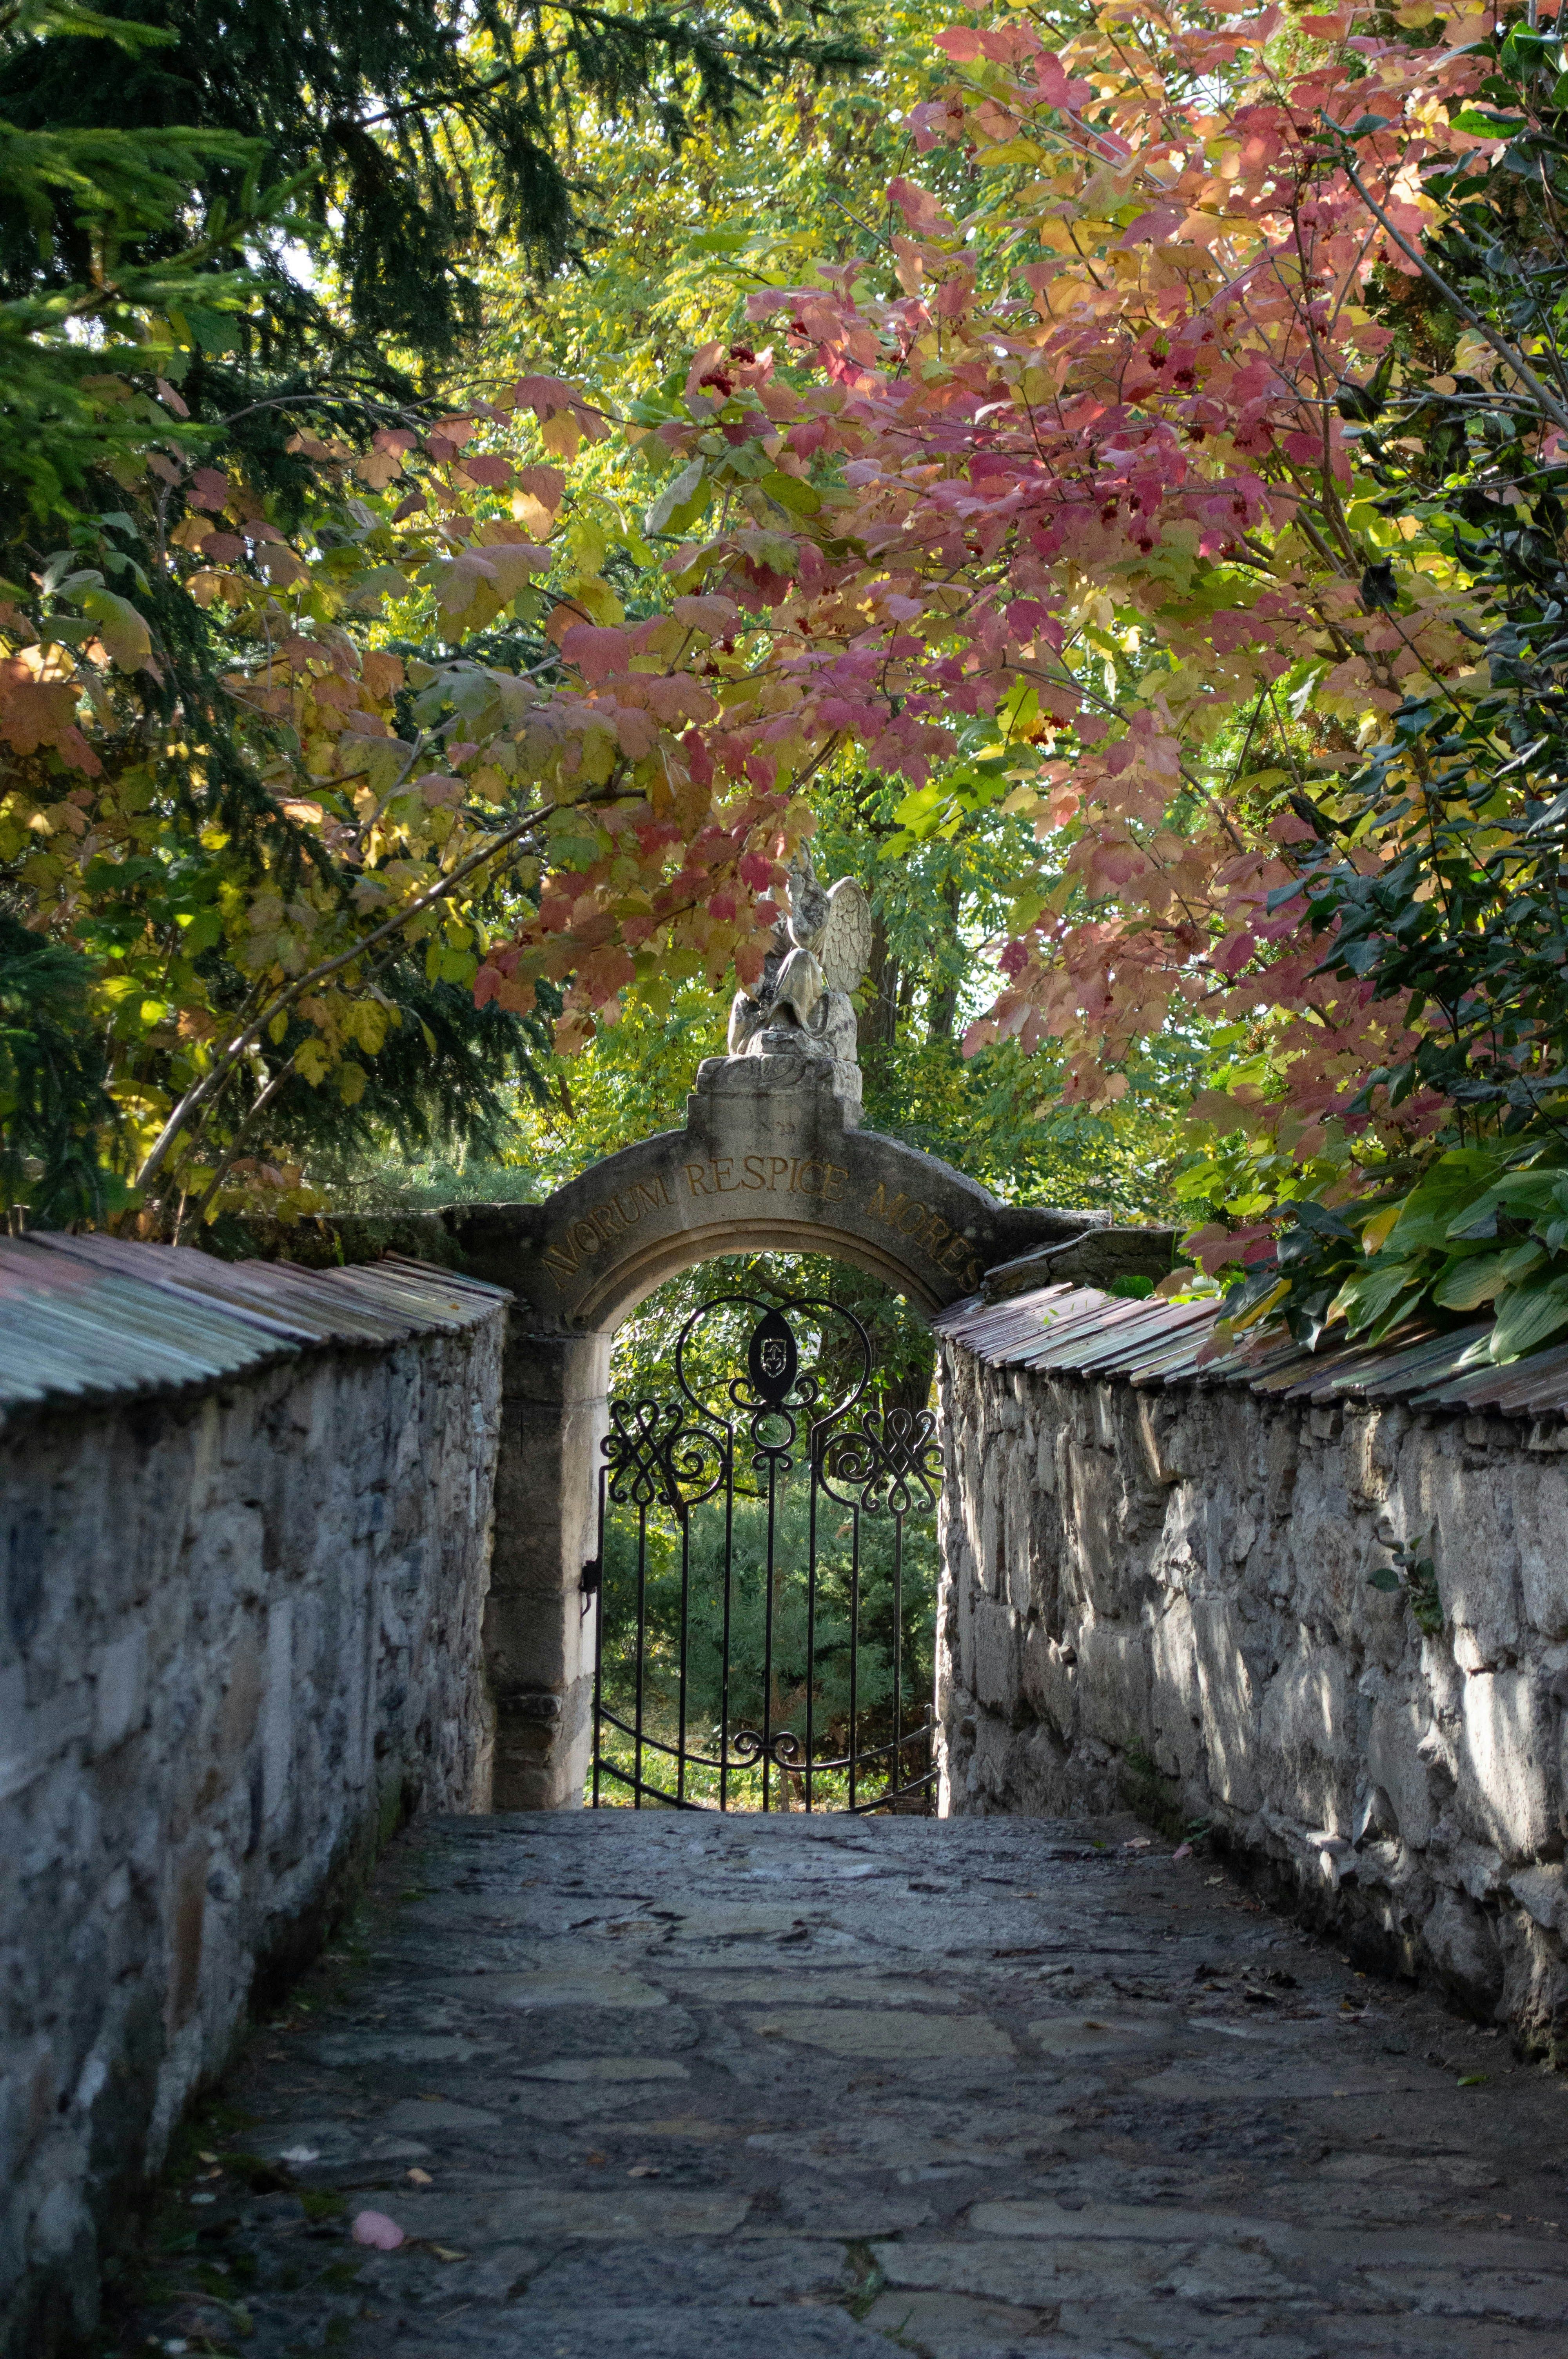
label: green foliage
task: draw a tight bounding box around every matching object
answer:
[0,909,121,1221]
[1269,1140,1568,1367]
[1367,1534,1443,1640]
[0,0,869,367]
[0,1,292,534]
[257,969,554,1185]
[488,0,963,391]
[1178,34,1568,1369]
[308,1149,544,1214]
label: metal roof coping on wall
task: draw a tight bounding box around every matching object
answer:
[932,1276,1568,1424]
[0,1235,510,1427]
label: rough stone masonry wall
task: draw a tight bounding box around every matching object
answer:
[0,1309,503,2359]
[936,1340,1568,2054]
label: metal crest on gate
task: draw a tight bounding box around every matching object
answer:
[747,1306,797,1405]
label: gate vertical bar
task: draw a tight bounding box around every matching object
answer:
[719,1434,734,1811]
[847,1505,860,1814]
[892,1501,904,1806]
[676,1498,691,1806]
[760,1451,777,1812]
[633,1499,648,1808]
[591,1460,607,1807]
[805,1435,818,1812]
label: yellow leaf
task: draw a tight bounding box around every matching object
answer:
[82,587,154,672]
[1360,1203,1402,1255]
[539,411,581,460]
[512,491,554,536]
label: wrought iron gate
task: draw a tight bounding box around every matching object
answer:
[586,1292,942,1812]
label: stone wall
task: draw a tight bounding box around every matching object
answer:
[0,1288,504,2359]
[936,1336,1568,2054]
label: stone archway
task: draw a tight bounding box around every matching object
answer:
[446,1045,1140,1807]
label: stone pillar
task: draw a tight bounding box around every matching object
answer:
[485,1325,609,1810]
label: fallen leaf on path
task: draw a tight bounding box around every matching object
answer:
[405,2168,433,2186]
[352,2210,405,2250]
[431,2244,467,2261]
[1457,2072,1489,2087]
[628,2164,661,2178]
[1171,1844,1192,1862]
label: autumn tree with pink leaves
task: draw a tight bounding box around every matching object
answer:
[16,0,1568,1363]
[592,0,1568,1361]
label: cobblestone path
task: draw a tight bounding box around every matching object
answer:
[136,1811,1568,2358]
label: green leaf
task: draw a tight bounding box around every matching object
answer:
[644,458,707,536]
[1331,1255,1425,1334]
[760,471,822,517]
[1431,1250,1513,1310]
[80,584,152,669]
[1447,1171,1563,1240]
[1367,1567,1403,1594]
[1489,1275,1568,1363]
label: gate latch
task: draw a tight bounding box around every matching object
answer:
[580,1554,602,1616]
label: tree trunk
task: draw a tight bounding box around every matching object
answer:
[926,874,963,1043]
[858,913,899,1052]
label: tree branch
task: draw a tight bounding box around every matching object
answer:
[1335,136,1568,438]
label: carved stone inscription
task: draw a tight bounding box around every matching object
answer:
[539,1156,985,1294]
[863,1181,986,1289]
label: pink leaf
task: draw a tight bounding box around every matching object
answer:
[1171,1843,1193,1862]
[561,624,630,685]
[352,2210,405,2250]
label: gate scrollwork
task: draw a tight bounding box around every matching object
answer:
[818,1404,943,1521]
[605,1398,728,1514]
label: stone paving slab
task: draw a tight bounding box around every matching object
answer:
[113,1811,1568,2357]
